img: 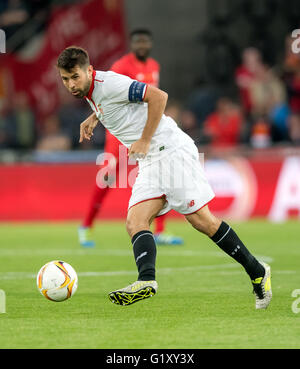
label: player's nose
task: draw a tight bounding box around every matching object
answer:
[68,81,76,90]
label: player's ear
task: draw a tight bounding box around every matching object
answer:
[87,65,94,77]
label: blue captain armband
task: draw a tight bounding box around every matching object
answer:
[128,81,147,102]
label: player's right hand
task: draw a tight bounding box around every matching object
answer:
[79,113,99,143]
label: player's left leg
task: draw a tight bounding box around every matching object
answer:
[108,197,166,306]
[185,205,272,309]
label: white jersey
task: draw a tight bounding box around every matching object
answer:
[85,70,194,160]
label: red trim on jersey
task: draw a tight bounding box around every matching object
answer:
[142,84,148,101]
[128,195,167,212]
[90,98,98,112]
[183,197,215,216]
[86,70,96,100]
[85,70,100,111]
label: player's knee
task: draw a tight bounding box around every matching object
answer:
[187,213,221,237]
[206,218,221,237]
[126,216,149,239]
[125,217,134,237]
[201,216,221,237]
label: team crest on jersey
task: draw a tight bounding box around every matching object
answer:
[97,104,104,115]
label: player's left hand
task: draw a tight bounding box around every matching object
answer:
[128,139,150,160]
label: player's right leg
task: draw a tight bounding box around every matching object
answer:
[108,197,165,306]
[185,205,272,309]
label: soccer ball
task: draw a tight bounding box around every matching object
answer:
[37,260,78,302]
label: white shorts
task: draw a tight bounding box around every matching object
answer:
[128,143,215,216]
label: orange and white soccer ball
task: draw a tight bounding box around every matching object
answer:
[37,260,78,302]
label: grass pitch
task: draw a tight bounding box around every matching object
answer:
[0,219,299,349]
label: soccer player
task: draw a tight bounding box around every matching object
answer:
[78,29,183,247]
[57,46,272,310]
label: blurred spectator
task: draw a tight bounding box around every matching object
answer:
[288,114,300,145]
[235,47,263,116]
[249,63,290,141]
[203,97,244,148]
[3,92,36,149]
[36,114,71,151]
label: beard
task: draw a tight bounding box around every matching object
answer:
[73,90,86,98]
[71,78,91,98]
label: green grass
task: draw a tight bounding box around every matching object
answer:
[0,219,299,349]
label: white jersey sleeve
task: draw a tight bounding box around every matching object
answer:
[102,72,147,104]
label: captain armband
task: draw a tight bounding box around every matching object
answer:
[128,81,147,102]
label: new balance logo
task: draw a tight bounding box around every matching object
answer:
[188,200,195,208]
[135,252,147,263]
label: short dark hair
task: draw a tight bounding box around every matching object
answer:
[130,29,152,39]
[57,46,90,72]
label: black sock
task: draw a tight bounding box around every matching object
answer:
[132,230,157,281]
[211,221,265,280]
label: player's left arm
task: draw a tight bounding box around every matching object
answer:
[128,85,168,159]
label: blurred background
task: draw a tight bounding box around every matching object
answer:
[0,0,299,223]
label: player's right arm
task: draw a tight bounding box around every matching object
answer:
[79,112,99,142]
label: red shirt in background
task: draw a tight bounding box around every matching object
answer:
[204,110,243,148]
[110,52,160,87]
